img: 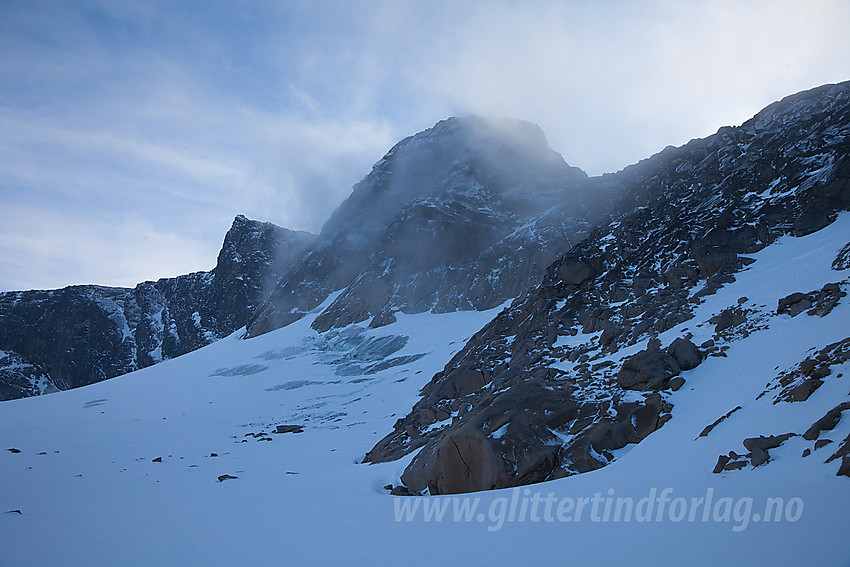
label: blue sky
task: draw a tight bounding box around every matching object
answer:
[1,0,849,292]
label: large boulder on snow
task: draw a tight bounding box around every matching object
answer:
[616,339,681,390]
[666,338,703,371]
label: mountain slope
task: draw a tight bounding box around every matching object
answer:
[0,215,315,400]
[0,216,848,567]
[1,82,849,566]
[247,116,606,336]
[366,81,850,493]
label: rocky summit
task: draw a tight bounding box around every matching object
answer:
[246,116,609,336]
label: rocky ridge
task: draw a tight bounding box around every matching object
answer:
[364,81,850,494]
[0,216,314,400]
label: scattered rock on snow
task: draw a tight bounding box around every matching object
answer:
[699,406,742,438]
[803,403,850,440]
[838,455,850,478]
[274,425,305,434]
[777,283,846,318]
[742,433,796,466]
[833,242,850,270]
[710,306,748,334]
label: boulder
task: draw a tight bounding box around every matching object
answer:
[803,403,850,440]
[616,344,681,390]
[750,446,770,467]
[777,292,813,317]
[743,434,795,452]
[713,455,730,473]
[666,338,703,371]
[742,433,796,466]
[434,369,488,400]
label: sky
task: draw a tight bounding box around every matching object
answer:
[1,0,849,292]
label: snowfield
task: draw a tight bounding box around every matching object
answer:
[1,214,849,566]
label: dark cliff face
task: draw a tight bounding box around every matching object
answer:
[0,216,315,401]
[365,81,850,494]
[247,116,605,337]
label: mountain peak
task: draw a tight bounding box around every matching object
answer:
[247,116,595,337]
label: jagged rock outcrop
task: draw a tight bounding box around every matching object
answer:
[0,216,314,400]
[247,117,611,337]
[366,81,850,494]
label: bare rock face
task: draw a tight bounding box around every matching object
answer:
[367,81,850,494]
[247,117,599,337]
[793,206,831,237]
[0,351,57,401]
[0,216,315,400]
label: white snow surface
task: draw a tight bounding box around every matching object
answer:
[1,216,850,566]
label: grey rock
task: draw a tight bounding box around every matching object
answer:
[743,433,796,452]
[616,346,681,390]
[838,455,850,478]
[833,242,850,270]
[666,337,703,371]
[711,307,748,333]
[777,292,814,317]
[793,206,831,237]
[0,216,315,400]
[803,403,850,440]
[713,455,731,473]
[750,446,770,467]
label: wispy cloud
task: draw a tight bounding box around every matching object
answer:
[1,0,848,291]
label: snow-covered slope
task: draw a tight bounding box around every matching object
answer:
[1,214,849,566]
